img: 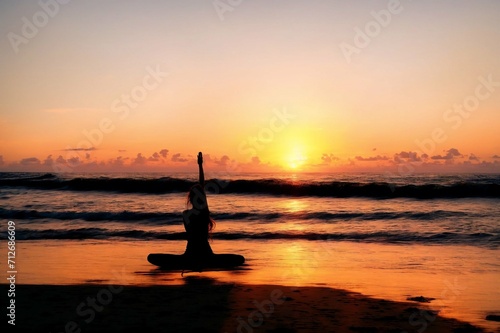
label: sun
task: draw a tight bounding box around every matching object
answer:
[286,146,308,170]
[264,125,328,171]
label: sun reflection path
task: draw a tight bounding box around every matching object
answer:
[283,199,308,213]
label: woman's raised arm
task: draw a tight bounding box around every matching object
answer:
[198,152,205,186]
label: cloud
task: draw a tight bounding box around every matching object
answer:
[148,152,161,162]
[251,156,261,165]
[171,153,188,163]
[118,149,127,153]
[220,155,231,165]
[394,151,421,163]
[63,147,96,152]
[321,153,340,164]
[200,154,214,163]
[20,157,41,165]
[133,153,147,165]
[355,155,389,162]
[6,146,498,173]
[430,155,452,160]
[43,108,103,114]
[473,160,500,169]
[447,148,461,157]
[67,156,81,165]
[469,154,479,161]
[55,156,67,164]
[431,148,462,160]
[43,155,54,166]
[159,149,169,158]
[54,155,83,167]
[109,156,125,167]
[214,155,231,166]
[44,155,85,169]
[0,155,3,165]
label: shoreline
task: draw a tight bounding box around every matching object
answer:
[1,281,489,333]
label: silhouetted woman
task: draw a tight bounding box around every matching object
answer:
[182,152,216,258]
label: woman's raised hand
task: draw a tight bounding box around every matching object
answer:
[197,152,203,165]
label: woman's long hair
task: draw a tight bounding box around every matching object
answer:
[186,184,216,232]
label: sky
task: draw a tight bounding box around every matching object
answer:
[0,0,499,174]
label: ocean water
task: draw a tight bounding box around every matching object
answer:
[1,172,499,246]
[1,172,500,330]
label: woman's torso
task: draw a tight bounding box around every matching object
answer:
[182,209,212,256]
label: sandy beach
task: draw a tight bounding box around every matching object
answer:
[1,238,499,332]
[2,280,488,333]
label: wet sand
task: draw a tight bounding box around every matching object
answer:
[2,280,487,333]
